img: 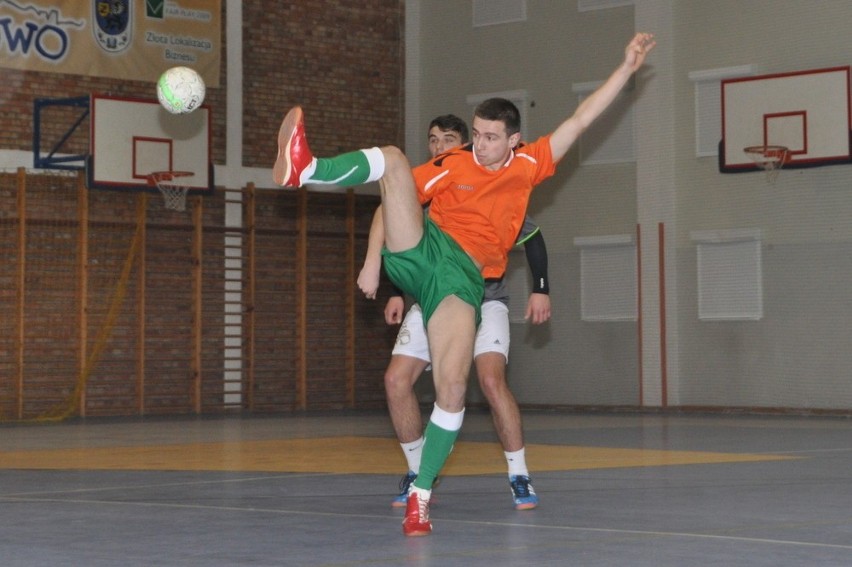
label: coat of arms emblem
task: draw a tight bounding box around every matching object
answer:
[93,0,132,53]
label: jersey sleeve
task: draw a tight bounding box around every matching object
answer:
[517,135,557,186]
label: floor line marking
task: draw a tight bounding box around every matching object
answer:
[2,495,851,551]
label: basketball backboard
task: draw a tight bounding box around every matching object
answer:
[88,94,212,193]
[719,66,851,173]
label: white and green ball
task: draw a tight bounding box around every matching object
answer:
[156,66,206,114]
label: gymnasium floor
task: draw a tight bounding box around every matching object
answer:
[1,410,851,566]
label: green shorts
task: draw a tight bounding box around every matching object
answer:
[382,217,484,327]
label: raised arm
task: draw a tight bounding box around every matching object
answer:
[549,32,656,162]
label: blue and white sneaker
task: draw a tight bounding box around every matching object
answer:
[392,471,418,507]
[392,472,441,507]
[509,475,539,510]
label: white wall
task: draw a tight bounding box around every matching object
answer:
[409,0,852,410]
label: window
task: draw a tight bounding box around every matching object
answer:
[691,228,763,320]
[574,234,637,321]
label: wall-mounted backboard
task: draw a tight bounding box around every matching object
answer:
[89,94,212,193]
[720,66,851,172]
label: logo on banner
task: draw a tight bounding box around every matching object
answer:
[146,0,164,18]
[0,1,84,62]
[93,0,131,52]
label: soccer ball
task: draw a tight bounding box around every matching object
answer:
[156,66,206,114]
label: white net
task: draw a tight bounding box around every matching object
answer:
[149,172,192,211]
[744,145,788,184]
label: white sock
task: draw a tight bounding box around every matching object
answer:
[505,447,529,477]
[411,485,431,501]
[361,146,386,182]
[430,403,465,431]
[400,436,424,474]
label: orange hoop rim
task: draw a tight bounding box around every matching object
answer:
[147,170,194,186]
[743,145,789,163]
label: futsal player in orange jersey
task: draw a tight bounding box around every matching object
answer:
[380,114,551,511]
[274,32,656,536]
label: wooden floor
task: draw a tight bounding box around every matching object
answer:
[1,409,850,566]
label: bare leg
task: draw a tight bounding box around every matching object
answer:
[475,352,524,452]
[378,146,423,253]
[411,295,476,493]
[385,353,431,507]
[429,296,476,413]
[475,353,538,509]
[385,354,430,445]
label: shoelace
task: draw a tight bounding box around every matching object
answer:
[511,477,531,497]
[411,494,429,519]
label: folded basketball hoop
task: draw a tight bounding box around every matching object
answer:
[148,171,194,211]
[743,145,788,184]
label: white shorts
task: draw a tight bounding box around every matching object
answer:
[391,300,510,364]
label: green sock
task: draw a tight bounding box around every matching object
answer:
[306,147,384,186]
[413,420,459,491]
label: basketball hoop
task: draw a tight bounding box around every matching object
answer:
[743,145,788,184]
[147,171,194,211]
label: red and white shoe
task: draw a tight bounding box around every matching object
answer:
[273,106,314,187]
[402,491,432,537]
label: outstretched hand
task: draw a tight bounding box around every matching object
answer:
[624,32,656,72]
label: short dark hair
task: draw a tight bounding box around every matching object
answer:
[473,98,521,137]
[428,114,469,144]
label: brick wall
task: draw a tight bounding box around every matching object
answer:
[0,172,397,419]
[242,0,405,166]
[0,1,405,418]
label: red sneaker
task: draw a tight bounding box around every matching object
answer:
[273,106,314,187]
[402,491,432,537]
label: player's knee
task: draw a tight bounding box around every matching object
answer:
[384,364,418,396]
[384,367,405,394]
[380,146,410,172]
[477,371,503,396]
[380,145,405,161]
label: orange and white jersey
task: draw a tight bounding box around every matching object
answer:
[412,136,556,279]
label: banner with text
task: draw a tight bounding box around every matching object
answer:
[0,0,220,86]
